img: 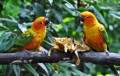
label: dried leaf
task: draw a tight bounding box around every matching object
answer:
[74,40,90,52]
[76,57,80,65]
[49,37,90,65]
[52,37,74,52]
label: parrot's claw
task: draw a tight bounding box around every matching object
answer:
[23,50,32,55]
[41,51,47,54]
[22,50,39,55]
[105,49,109,56]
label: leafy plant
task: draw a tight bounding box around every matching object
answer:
[0,0,120,76]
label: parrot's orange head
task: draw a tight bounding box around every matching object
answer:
[32,17,49,32]
[80,11,98,26]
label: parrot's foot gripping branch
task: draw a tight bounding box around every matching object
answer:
[105,49,109,56]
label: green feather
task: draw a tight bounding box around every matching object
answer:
[15,34,34,46]
[15,29,35,46]
[99,24,109,43]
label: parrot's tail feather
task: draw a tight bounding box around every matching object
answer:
[108,65,119,76]
[9,44,23,52]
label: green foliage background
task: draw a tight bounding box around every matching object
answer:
[0,0,120,76]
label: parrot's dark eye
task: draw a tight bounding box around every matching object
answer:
[40,22,43,24]
[86,16,89,19]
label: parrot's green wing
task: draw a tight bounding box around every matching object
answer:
[99,24,109,43]
[15,34,33,46]
[10,29,35,52]
[99,25,118,75]
[15,29,35,46]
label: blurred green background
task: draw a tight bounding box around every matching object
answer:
[0,0,120,76]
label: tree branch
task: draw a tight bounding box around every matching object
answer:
[0,51,120,65]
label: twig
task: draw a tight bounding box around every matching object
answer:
[0,51,120,65]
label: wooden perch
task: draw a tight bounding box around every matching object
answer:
[0,51,120,65]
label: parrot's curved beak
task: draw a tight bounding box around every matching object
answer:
[45,18,50,25]
[79,16,84,22]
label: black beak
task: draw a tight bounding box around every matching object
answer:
[79,16,84,22]
[45,18,50,25]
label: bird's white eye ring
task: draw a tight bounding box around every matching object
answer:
[40,22,43,24]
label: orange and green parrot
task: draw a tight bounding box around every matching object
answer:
[12,17,49,51]
[80,11,118,75]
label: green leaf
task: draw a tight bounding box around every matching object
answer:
[51,9,68,32]
[38,63,49,75]
[48,0,53,5]
[76,26,83,32]
[45,63,54,71]
[85,63,96,74]
[0,31,6,45]
[0,41,10,52]
[9,15,18,23]
[110,11,120,19]
[0,65,2,73]
[0,23,9,30]
[33,3,45,17]
[62,5,75,15]
[22,64,39,76]
[13,65,20,76]
[4,36,17,51]
[62,4,79,16]
[0,31,14,52]
[99,6,112,10]
[0,18,18,23]
[65,1,75,9]
[64,70,71,76]
[72,67,87,76]
[18,24,27,33]
[52,71,60,76]
[60,62,75,68]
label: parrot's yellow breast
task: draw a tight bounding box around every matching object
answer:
[84,25,107,51]
[24,28,46,51]
[84,25,100,39]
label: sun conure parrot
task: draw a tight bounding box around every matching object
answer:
[80,11,118,75]
[12,17,49,51]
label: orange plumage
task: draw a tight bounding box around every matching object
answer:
[22,17,49,51]
[80,11,108,52]
[80,11,118,75]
